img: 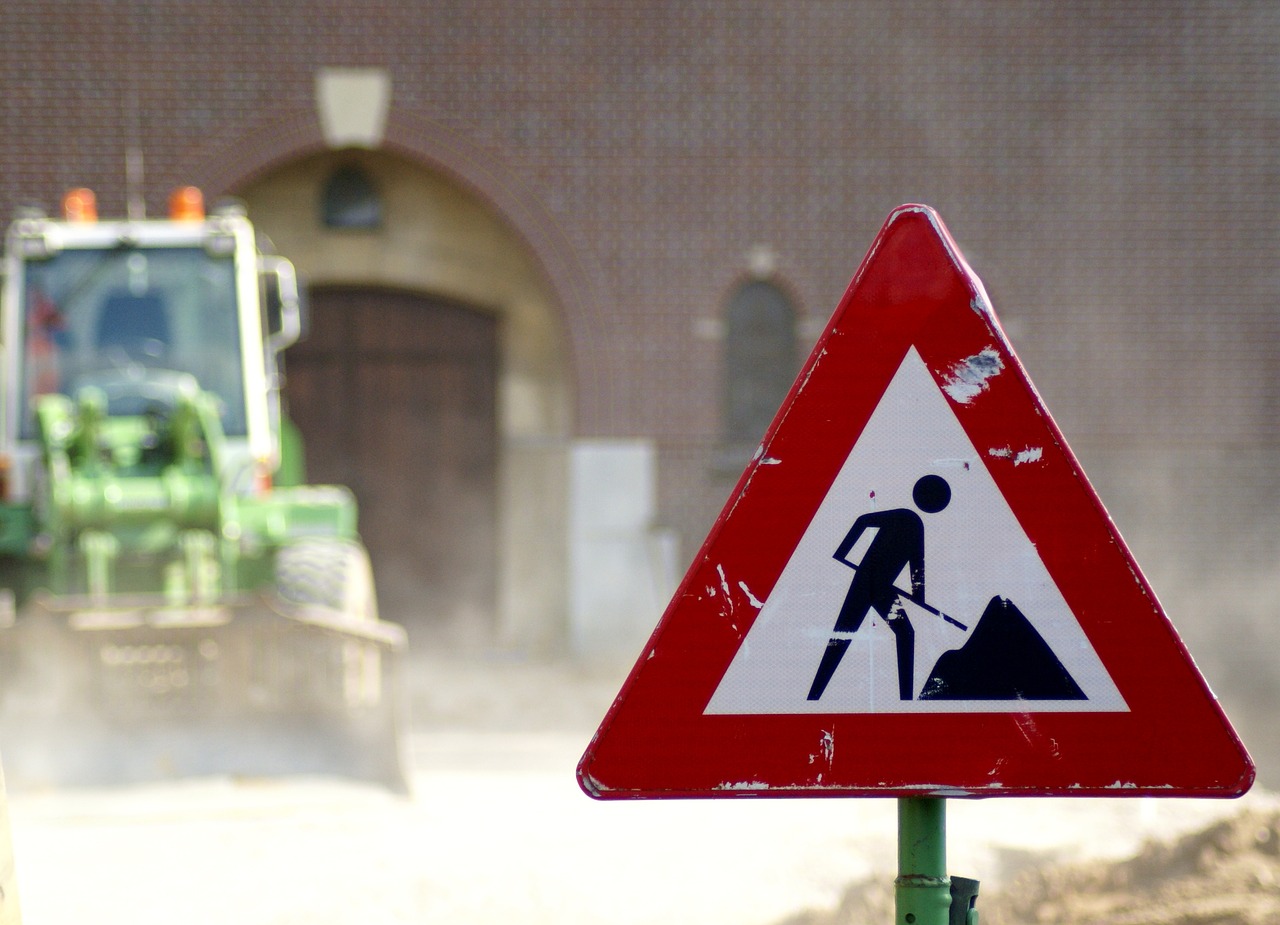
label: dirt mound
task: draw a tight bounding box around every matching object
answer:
[778,808,1280,925]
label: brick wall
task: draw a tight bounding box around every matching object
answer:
[3,0,1280,770]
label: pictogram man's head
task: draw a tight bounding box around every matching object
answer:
[912,474,951,514]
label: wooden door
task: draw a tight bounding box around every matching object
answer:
[284,286,498,644]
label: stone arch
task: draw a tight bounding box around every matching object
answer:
[186,106,602,408]
[223,145,575,653]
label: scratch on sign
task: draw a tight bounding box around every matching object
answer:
[988,445,1044,466]
[716,780,769,791]
[808,729,835,769]
[716,564,735,618]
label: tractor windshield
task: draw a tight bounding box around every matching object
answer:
[18,245,246,438]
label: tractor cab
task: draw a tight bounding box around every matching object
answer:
[1,187,300,512]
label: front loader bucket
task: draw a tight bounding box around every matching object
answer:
[0,593,410,793]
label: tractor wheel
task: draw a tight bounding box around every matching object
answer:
[274,538,379,623]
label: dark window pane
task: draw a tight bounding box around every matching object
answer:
[322,166,383,229]
[724,280,797,447]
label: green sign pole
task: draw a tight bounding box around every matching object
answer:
[896,797,951,925]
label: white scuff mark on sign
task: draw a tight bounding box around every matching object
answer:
[737,581,763,609]
[812,729,834,767]
[715,780,769,791]
[988,445,1044,466]
[578,773,608,796]
[760,457,782,466]
[940,347,1003,403]
[716,564,734,617]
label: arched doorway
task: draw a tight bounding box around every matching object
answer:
[237,149,573,653]
[284,286,499,643]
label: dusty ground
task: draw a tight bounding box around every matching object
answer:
[780,807,1280,925]
[4,652,1274,925]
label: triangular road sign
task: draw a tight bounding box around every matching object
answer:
[579,205,1254,799]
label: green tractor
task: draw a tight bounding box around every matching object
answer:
[0,187,408,791]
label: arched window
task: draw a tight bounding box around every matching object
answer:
[321,165,383,229]
[723,279,798,457]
